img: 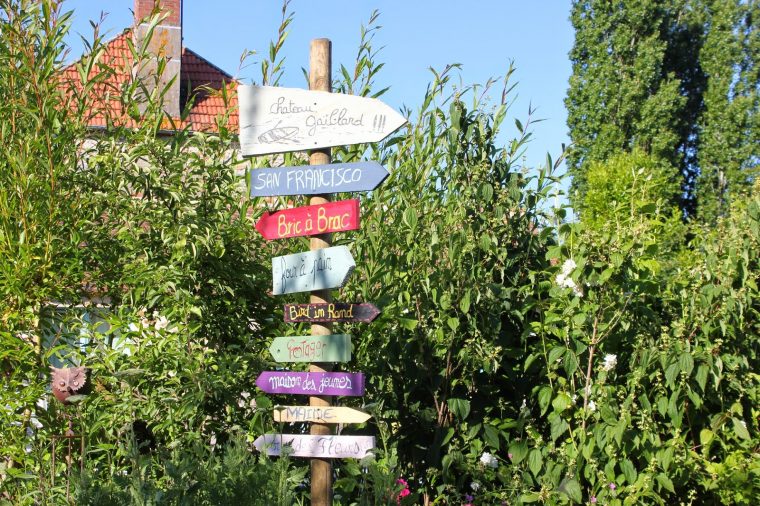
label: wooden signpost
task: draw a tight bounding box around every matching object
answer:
[268,334,352,363]
[253,434,375,459]
[272,245,355,295]
[240,38,405,505]
[255,199,360,240]
[249,162,389,198]
[284,302,380,323]
[238,85,406,156]
[255,371,365,397]
[273,405,371,424]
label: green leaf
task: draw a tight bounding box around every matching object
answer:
[548,346,566,364]
[695,364,709,392]
[656,473,675,493]
[699,428,714,448]
[508,440,528,464]
[550,415,569,441]
[664,362,680,387]
[732,417,750,440]
[524,353,539,373]
[480,183,494,202]
[561,478,582,503]
[528,448,542,476]
[678,352,694,377]
[447,398,471,420]
[441,427,455,446]
[659,447,674,472]
[552,392,572,412]
[620,459,637,485]
[564,351,579,376]
[538,386,553,415]
[483,424,500,450]
[447,317,460,331]
[479,234,491,251]
[398,318,418,330]
[402,207,418,229]
[459,291,471,314]
[441,454,453,477]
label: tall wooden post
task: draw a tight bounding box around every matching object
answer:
[308,37,333,506]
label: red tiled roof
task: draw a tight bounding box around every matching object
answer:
[60,29,238,133]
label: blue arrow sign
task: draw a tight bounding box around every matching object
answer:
[272,245,355,295]
[249,162,388,197]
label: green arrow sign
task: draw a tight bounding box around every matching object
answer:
[268,334,352,363]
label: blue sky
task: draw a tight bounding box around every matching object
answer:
[63,1,573,175]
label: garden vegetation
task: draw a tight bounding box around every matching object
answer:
[0,1,758,504]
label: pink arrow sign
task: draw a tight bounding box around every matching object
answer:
[255,199,360,240]
[255,371,365,396]
[254,434,375,459]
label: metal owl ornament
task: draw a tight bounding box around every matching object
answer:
[50,366,89,404]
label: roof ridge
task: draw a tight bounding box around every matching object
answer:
[183,46,238,83]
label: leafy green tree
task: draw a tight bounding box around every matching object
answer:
[566,0,702,213]
[566,0,758,218]
[697,0,760,223]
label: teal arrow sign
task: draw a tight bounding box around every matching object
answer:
[269,334,352,363]
[272,245,355,295]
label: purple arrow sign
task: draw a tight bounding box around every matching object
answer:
[255,371,365,397]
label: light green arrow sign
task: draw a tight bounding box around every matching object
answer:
[268,334,352,363]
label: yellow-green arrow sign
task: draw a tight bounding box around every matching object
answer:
[268,334,351,363]
[273,405,372,424]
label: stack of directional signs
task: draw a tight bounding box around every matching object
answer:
[238,84,405,460]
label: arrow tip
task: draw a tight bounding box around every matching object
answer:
[255,373,266,390]
[255,211,270,235]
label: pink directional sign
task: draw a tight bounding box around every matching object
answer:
[255,371,365,396]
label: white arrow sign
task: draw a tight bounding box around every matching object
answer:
[238,85,407,156]
[253,434,375,459]
[272,245,355,295]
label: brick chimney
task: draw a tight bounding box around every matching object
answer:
[134,0,182,118]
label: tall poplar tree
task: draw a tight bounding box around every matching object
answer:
[566,0,758,219]
[697,0,760,222]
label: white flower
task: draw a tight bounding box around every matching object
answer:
[154,315,169,330]
[561,259,577,276]
[588,400,597,412]
[471,481,481,492]
[555,271,584,298]
[480,452,499,469]
[602,354,618,372]
[572,394,578,403]
[520,398,527,409]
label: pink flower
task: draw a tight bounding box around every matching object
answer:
[609,482,617,490]
[396,478,410,503]
[590,496,597,504]
[508,453,513,460]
